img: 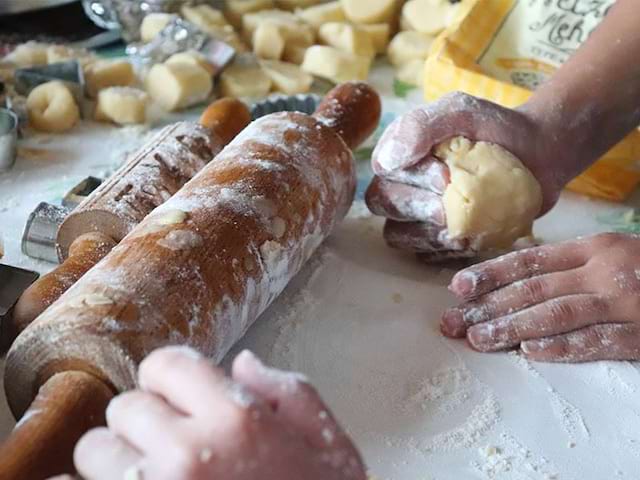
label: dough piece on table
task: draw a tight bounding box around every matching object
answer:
[46,45,78,64]
[219,64,272,97]
[242,9,315,46]
[260,60,313,94]
[295,1,345,31]
[357,23,390,54]
[253,23,287,60]
[95,87,148,125]
[282,43,308,64]
[146,62,213,111]
[206,24,250,52]
[318,22,375,59]
[3,42,49,67]
[140,13,177,42]
[166,50,216,75]
[84,60,136,98]
[401,0,453,35]
[387,31,434,66]
[275,0,319,11]
[181,4,232,36]
[225,0,275,28]
[340,0,397,24]
[301,45,371,83]
[27,81,80,133]
[395,58,423,86]
[436,137,542,249]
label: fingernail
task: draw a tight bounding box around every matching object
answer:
[450,271,478,297]
[441,309,466,337]
[468,324,494,348]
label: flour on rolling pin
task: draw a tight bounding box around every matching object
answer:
[55,121,220,260]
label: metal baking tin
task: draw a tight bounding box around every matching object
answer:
[251,93,321,121]
[21,202,71,264]
[0,108,18,172]
[62,176,102,209]
[14,60,85,109]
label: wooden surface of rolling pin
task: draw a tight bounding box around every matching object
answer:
[9,99,252,338]
[0,83,380,480]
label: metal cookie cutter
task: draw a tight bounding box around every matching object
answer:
[21,176,103,263]
[14,60,86,110]
[0,108,18,172]
[251,93,322,121]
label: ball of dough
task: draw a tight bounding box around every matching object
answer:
[253,22,287,60]
[3,42,49,67]
[340,0,397,24]
[295,1,345,31]
[301,45,371,83]
[387,31,434,66]
[219,64,272,97]
[140,13,176,42]
[436,137,542,249]
[401,0,453,35]
[146,62,212,111]
[318,22,375,58]
[84,60,136,98]
[95,87,148,125]
[260,60,313,94]
[27,81,80,133]
[166,50,216,76]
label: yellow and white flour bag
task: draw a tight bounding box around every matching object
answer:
[423,0,640,201]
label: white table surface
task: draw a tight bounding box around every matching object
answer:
[2,65,640,479]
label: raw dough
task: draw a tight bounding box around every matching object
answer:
[145,62,212,111]
[395,58,423,86]
[253,23,287,60]
[225,0,275,28]
[166,50,215,75]
[3,42,49,67]
[357,23,390,54]
[27,81,80,133]
[295,1,345,30]
[260,60,313,94]
[140,13,176,42]
[340,0,397,24]
[243,9,314,46]
[275,0,319,11]
[95,87,148,125]
[436,137,542,249]
[219,64,272,97]
[282,43,308,64]
[387,30,434,66]
[401,0,453,35]
[318,22,375,58]
[301,45,371,83]
[84,60,136,98]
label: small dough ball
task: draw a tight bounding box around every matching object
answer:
[275,0,319,11]
[46,45,79,64]
[437,137,542,250]
[401,0,453,35]
[295,1,345,31]
[340,0,397,24]
[260,60,313,94]
[242,10,314,46]
[95,87,148,125]
[395,58,423,86]
[4,42,49,67]
[140,13,176,42]
[253,23,286,60]
[166,50,215,76]
[27,81,80,133]
[301,45,371,83]
[282,43,308,64]
[356,23,390,54]
[387,31,434,66]
[225,0,275,28]
[181,4,231,36]
[318,22,375,58]
[220,64,272,97]
[146,62,213,111]
[85,60,136,98]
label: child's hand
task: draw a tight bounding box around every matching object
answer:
[441,232,640,362]
[73,347,366,480]
[365,92,567,262]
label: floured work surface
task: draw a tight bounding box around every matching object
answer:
[2,68,640,478]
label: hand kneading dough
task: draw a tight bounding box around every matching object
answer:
[318,22,375,58]
[341,0,396,24]
[146,62,212,111]
[260,60,313,93]
[301,45,370,83]
[27,81,80,133]
[219,64,272,97]
[95,87,148,125]
[436,137,542,249]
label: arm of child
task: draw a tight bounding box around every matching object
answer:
[366,0,640,261]
[70,346,367,480]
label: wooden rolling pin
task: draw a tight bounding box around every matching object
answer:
[0,82,381,480]
[10,98,252,337]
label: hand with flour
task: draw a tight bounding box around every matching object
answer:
[70,346,366,480]
[442,232,640,362]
